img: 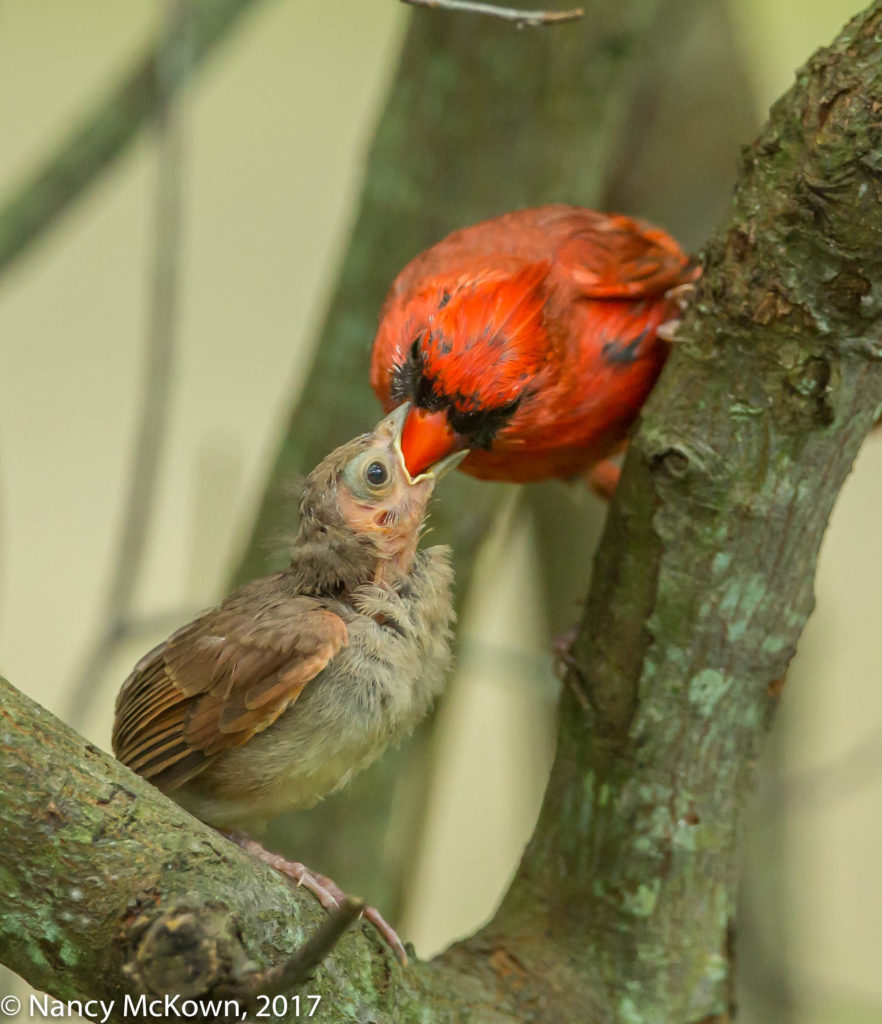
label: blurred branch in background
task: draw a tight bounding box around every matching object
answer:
[0,0,265,282]
[243,0,670,919]
[236,0,757,930]
[601,0,756,251]
[65,0,190,728]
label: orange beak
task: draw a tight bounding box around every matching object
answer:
[399,406,465,479]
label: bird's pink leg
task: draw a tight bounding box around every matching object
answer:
[657,281,697,343]
[222,831,408,965]
[585,458,621,500]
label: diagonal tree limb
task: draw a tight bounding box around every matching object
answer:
[64,0,190,730]
[0,0,266,281]
[0,674,554,1020]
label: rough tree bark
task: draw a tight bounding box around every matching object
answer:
[3,3,882,1022]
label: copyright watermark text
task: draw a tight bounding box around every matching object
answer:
[3,992,322,1020]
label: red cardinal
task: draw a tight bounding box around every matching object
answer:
[370,204,698,491]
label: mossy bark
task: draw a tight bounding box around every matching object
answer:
[4,3,882,1021]
[495,4,882,1018]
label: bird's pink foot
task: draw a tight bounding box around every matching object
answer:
[657,281,697,342]
[656,318,682,343]
[665,281,697,311]
[585,459,621,501]
[225,832,408,965]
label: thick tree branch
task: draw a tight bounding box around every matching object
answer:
[492,3,882,1019]
[0,677,524,1021]
[3,3,882,1021]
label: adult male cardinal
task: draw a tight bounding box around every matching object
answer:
[370,204,698,491]
[112,404,462,963]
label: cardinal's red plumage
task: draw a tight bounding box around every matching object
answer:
[370,204,698,487]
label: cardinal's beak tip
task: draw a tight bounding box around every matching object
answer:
[406,444,469,485]
[427,448,469,480]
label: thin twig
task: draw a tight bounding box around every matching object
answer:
[65,0,189,727]
[400,0,583,27]
[0,0,265,280]
[238,899,365,1002]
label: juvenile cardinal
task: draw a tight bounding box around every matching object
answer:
[370,204,698,493]
[112,404,462,962]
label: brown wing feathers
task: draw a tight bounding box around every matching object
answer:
[112,598,348,791]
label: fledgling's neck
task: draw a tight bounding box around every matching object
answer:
[287,519,380,596]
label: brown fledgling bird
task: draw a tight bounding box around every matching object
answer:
[112,404,461,962]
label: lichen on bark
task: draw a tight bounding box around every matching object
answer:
[494,4,882,1019]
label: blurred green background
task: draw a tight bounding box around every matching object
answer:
[1,2,880,1021]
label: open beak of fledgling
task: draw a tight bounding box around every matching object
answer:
[380,402,469,484]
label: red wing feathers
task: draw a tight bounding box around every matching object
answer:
[369,204,697,483]
[382,206,695,305]
[553,214,697,299]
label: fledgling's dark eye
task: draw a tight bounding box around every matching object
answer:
[342,453,394,497]
[365,461,389,487]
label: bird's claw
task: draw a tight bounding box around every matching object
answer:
[665,281,696,311]
[656,318,682,343]
[228,834,408,965]
[298,868,407,965]
[658,282,697,343]
[552,627,591,714]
